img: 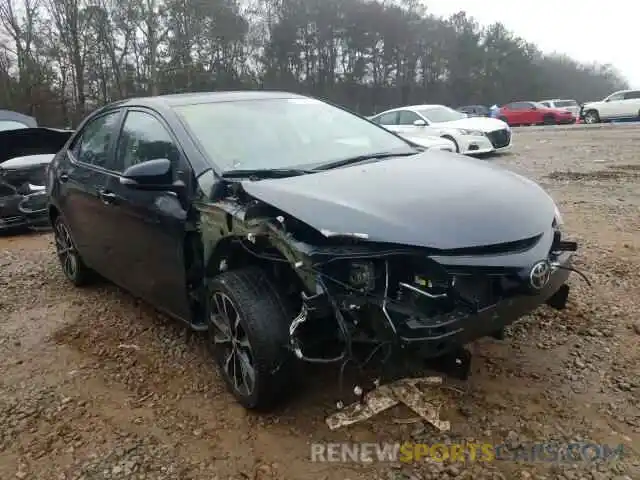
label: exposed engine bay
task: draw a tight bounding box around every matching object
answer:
[0,127,73,231]
[195,173,589,399]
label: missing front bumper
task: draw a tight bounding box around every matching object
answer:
[394,264,571,357]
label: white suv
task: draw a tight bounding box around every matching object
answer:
[580,90,640,124]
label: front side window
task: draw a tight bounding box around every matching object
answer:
[415,106,467,123]
[73,111,121,168]
[397,110,422,125]
[175,98,413,172]
[623,91,640,100]
[113,111,179,173]
[606,92,624,101]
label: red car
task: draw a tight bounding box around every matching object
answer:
[497,101,575,126]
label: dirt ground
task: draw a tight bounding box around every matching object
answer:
[1,124,639,480]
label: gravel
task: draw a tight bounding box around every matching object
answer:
[1,125,639,479]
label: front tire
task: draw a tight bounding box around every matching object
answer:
[583,110,600,124]
[543,115,556,125]
[442,135,460,153]
[53,216,93,286]
[206,267,294,410]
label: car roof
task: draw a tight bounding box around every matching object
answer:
[104,90,308,109]
[374,104,447,115]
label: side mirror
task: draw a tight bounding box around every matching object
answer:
[413,119,427,127]
[531,105,538,110]
[120,158,183,194]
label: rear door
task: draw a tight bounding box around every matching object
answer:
[102,108,191,319]
[501,103,525,125]
[520,102,543,124]
[60,110,123,273]
[622,91,640,118]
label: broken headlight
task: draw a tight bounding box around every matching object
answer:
[348,261,376,291]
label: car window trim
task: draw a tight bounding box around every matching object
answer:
[111,107,187,176]
[67,109,125,173]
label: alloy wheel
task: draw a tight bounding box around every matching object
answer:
[209,292,256,397]
[54,220,78,280]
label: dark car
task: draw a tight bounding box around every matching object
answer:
[0,111,73,231]
[456,105,490,117]
[47,91,578,411]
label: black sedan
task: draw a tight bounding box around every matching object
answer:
[47,91,578,410]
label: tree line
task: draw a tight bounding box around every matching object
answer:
[0,0,629,127]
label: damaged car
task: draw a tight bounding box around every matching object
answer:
[47,92,581,411]
[0,111,73,231]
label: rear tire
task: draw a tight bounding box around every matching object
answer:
[53,216,93,286]
[583,110,600,124]
[543,115,556,125]
[206,266,294,411]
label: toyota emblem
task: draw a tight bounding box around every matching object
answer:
[529,260,551,290]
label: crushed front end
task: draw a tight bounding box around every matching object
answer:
[0,163,50,231]
[289,224,578,369]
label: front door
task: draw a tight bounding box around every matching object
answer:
[59,110,123,274]
[599,92,624,120]
[104,108,191,320]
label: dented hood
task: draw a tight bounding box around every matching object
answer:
[0,128,73,165]
[241,151,557,250]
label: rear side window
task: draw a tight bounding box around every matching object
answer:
[372,112,398,125]
[72,112,121,168]
[540,102,550,107]
[113,111,179,173]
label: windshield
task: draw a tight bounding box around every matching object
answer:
[416,106,467,123]
[0,120,28,132]
[553,100,577,107]
[174,98,415,171]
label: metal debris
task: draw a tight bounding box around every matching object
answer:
[326,376,450,432]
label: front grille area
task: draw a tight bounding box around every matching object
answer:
[486,129,511,148]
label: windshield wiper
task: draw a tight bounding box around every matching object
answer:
[314,151,418,171]
[221,168,316,180]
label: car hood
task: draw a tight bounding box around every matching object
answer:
[240,151,556,250]
[0,153,55,170]
[433,116,508,132]
[0,127,73,165]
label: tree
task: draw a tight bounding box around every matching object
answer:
[0,0,629,126]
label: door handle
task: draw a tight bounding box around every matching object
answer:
[98,189,117,205]
[59,172,69,182]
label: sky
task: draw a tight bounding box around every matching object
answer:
[424,0,638,89]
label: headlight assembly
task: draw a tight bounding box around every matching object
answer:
[457,129,484,136]
[348,261,376,291]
